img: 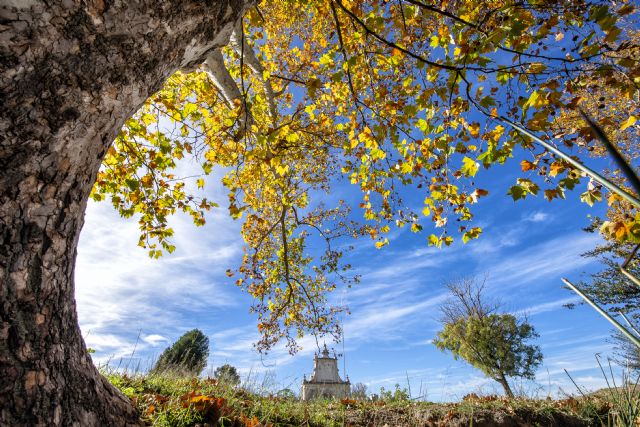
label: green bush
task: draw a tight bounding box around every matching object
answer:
[214,363,241,386]
[151,329,209,377]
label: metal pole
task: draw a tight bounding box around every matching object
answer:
[580,110,640,197]
[562,278,640,349]
[620,244,640,288]
[500,117,640,210]
[620,312,640,338]
[621,268,640,288]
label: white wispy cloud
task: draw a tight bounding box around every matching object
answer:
[344,292,447,343]
[514,296,581,317]
[76,166,244,366]
[143,334,169,346]
[482,232,601,289]
[525,211,550,223]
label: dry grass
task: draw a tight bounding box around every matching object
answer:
[103,371,627,426]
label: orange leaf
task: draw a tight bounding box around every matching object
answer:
[520,160,535,172]
[468,122,480,138]
[549,162,564,177]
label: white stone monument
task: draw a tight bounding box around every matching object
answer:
[301,344,350,400]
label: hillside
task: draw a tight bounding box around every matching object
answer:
[107,373,625,427]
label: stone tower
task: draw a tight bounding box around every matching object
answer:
[301,344,350,400]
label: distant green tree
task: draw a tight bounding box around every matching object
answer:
[351,382,368,400]
[214,363,240,386]
[568,224,640,370]
[151,329,209,376]
[276,388,296,399]
[611,330,640,371]
[572,223,640,315]
[378,384,410,402]
[433,278,543,398]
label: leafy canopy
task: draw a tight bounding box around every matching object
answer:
[434,278,542,397]
[434,314,543,390]
[93,0,640,352]
[151,329,209,376]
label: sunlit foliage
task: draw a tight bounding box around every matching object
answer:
[92,0,640,352]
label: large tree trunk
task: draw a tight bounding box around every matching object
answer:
[0,1,248,425]
[495,372,514,398]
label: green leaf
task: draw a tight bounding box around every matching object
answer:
[507,185,525,201]
[479,96,496,108]
[125,178,139,191]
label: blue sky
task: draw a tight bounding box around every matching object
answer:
[75,143,631,401]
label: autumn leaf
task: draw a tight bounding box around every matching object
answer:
[620,115,637,131]
[468,122,481,138]
[461,157,479,177]
[549,162,565,177]
[99,0,638,354]
[520,160,535,172]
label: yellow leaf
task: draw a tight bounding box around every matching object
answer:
[275,163,290,176]
[141,175,154,188]
[468,122,480,138]
[620,115,637,131]
[549,162,564,177]
[525,90,548,109]
[374,240,386,249]
[615,222,629,240]
[461,156,479,177]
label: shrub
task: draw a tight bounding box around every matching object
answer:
[213,363,240,386]
[151,329,209,377]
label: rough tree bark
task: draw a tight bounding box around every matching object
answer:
[0,1,249,425]
[495,372,514,398]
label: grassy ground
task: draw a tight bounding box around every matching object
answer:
[106,372,633,426]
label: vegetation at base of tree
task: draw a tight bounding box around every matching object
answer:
[92,0,640,353]
[151,329,210,377]
[104,370,625,426]
[433,278,543,398]
[214,364,241,386]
